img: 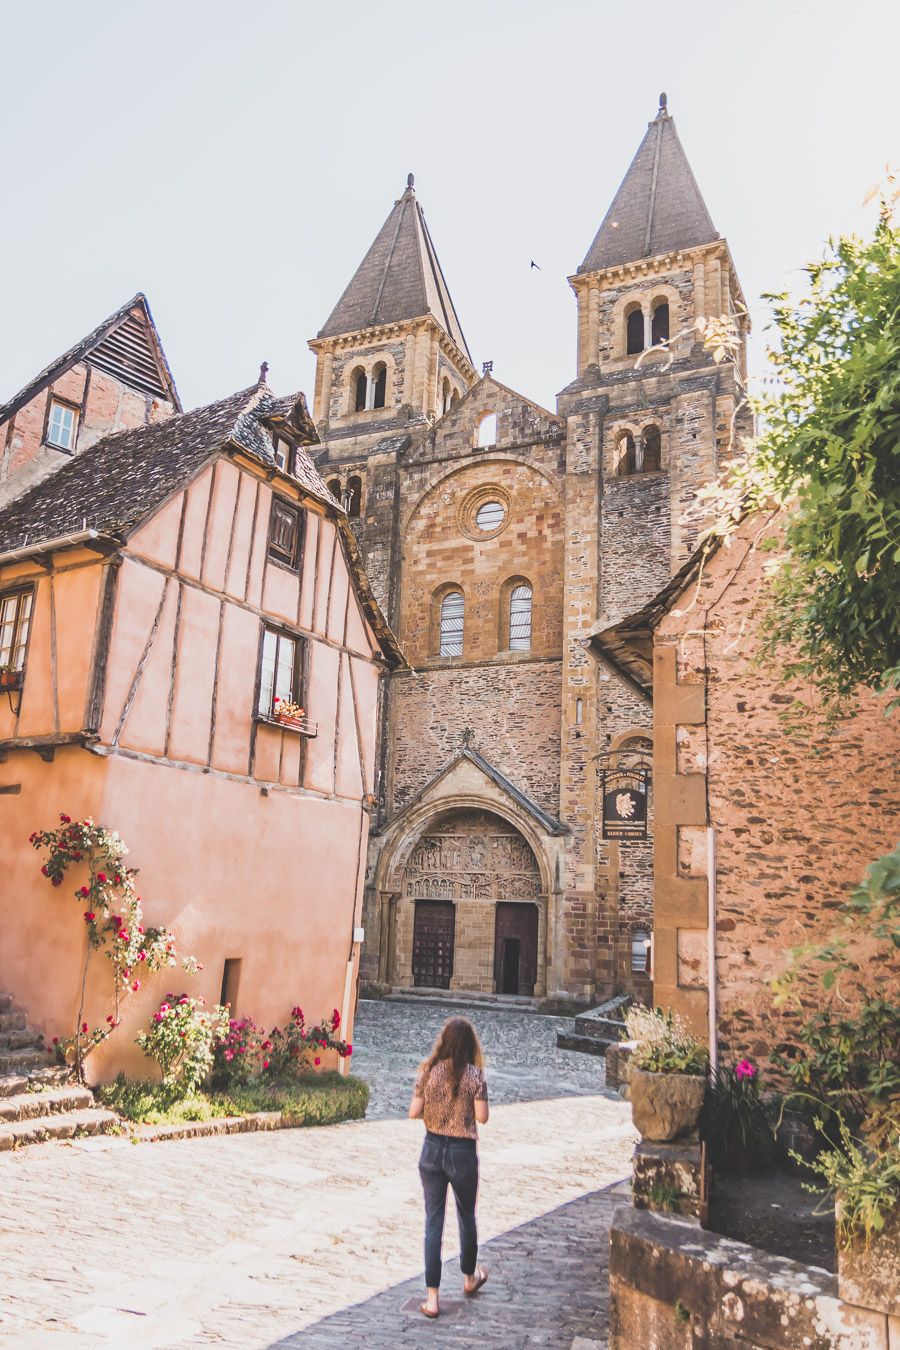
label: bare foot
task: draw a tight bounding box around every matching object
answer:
[463,1265,488,1295]
[421,1289,440,1318]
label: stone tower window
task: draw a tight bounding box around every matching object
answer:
[631,929,651,973]
[651,301,669,346]
[327,477,342,503]
[475,500,505,532]
[626,308,644,356]
[345,476,362,518]
[352,367,367,412]
[508,584,532,651]
[372,362,387,409]
[641,425,662,472]
[476,412,498,447]
[617,431,637,476]
[439,591,464,657]
[441,377,451,414]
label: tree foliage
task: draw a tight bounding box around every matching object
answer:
[721,206,900,712]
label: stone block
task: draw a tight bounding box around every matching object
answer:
[632,1140,702,1219]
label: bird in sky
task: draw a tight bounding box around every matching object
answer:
[530,260,542,270]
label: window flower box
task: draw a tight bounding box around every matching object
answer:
[259,699,318,737]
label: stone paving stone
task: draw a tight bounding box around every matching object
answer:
[352,998,612,1119]
[0,999,633,1349]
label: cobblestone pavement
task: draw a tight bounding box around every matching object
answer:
[352,997,611,1118]
[0,999,634,1349]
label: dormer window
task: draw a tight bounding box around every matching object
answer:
[46,399,77,451]
[272,434,289,469]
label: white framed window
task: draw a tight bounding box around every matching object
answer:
[0,589,33,672]
[476,413,497,447]
[47,400,77,451]
[257,626,302,719]
[439,591,464,657]
[509,584,532,651]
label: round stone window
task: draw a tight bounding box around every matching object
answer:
[475,500,505,532]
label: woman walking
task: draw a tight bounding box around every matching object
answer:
[408,1016,490,1319]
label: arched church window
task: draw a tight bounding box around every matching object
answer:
[450,389,460,407]
[641,425,662,473]
[617,431,637,476]
[352,368,367,413]
[631,929,651,973]
[626,307,645,356]
[508,583,532,651]
[439,591,464,657]
[651,301,669,346]
[442,377,451,414]
[372,362,387,409]
[345,476,362,518]
[476,412,497,447]
[327,477,342,503]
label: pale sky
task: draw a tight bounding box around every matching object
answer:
[1,0,897,417]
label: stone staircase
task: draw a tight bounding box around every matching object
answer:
[556,993,634,1056]
[0,993,119,1150]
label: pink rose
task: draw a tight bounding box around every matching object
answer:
[735,1059,756,1081]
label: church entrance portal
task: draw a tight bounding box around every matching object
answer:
[398,810,545,996]
[412,901,455,988]
[494,902,539,996]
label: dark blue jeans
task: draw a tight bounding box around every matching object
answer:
[418,1131,479,1288]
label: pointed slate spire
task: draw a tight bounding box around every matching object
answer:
[578,96,718,273]
[318,175,471,361]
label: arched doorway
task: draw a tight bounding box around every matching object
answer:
[399,809,545,996]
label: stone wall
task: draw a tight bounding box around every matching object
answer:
[653,513,900,1058]
[609,1206,896,1349]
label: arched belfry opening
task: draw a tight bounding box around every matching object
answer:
[389,808,546,998]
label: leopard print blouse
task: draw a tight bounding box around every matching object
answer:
[414,1060,489,1140]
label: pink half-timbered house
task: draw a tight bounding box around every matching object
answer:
[0,374,402,1080]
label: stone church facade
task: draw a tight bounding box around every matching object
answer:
[309,99,750,1009]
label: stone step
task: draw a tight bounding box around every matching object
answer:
[0,1085,94,1122]
[0,1107,120,1151]
[385,988,539,1012]
[0,1048,50,1075]
[0,1011,26,1032]
[556,1032,609,1057]
[0,1028,43,1051]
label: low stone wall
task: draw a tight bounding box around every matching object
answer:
[608,1205,898,1349]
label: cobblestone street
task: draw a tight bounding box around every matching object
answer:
[0,999,634,1349]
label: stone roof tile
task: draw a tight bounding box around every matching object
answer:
[579,103,718,273]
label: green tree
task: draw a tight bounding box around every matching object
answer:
[722,201,900,713]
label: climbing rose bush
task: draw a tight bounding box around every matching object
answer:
[264,1006,353,1078]
[30,815,201,1079]
[212,1015,265,1086]
[137,994,229,1095]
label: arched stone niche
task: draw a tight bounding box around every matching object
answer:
[382,806,549,998]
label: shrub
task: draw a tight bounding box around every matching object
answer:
[263,1006,353,1079]
[701,1058,777,1170]
[211,1016,265,1088]
[624,1005,709,1075]
[136,994,229,1097]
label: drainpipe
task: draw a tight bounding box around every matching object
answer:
[707,826,718,1072]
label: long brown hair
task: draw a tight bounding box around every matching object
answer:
[419,1017,484,1096]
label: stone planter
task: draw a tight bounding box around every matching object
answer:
[835,1193,900,1317]
[630,1068,706,1142]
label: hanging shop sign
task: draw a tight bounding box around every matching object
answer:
[602,767,648,840]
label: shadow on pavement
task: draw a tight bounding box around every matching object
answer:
[266,1182,624,1348]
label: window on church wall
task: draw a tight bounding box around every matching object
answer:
[476,412,497,447]
[345,475,362,518]
[439,591,464,657]
[352,368,367,412]
[508,584,532,651]
[372,362,387,409]
[641,425,662,473]
[327,478,342,503]
[617,431,637,476]
[631,929,651,974]
[450,389,460,407]
[626,307,645,355]
[441,377,451,414]
[651,301,669,346]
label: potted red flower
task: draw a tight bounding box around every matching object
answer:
[272,697,306,730]
[0,663,23,691]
